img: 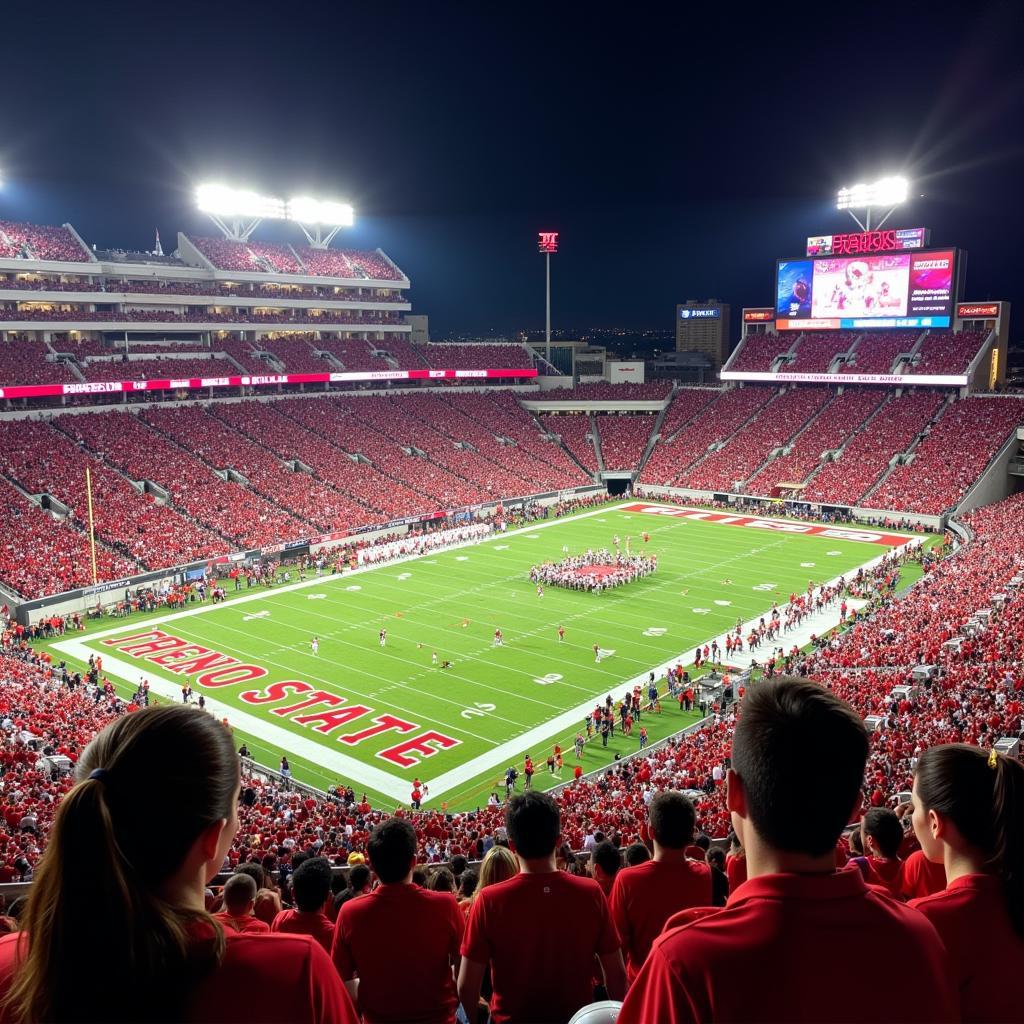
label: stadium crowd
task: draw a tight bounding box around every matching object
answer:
[0,486,1018,1019]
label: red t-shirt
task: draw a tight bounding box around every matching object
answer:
[462,871,620,1024]
[271,909,334,952]
[618,870,957,1024]
[910,874,1024,1023]
[333,883,464,1024]
[897,850,946,901]
[726,853,748,892]
[609,858,713,980]
[0,930,357,1024]
[857,855,903,897]
[213,911,271,934]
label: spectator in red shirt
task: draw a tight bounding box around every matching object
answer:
[333,818,464,1023]
[458,790,626,1024]
[610,790,712,981]
[897,848,946,901]
[619,678,957,1024]
[214,873,270,934]
[0,705,355,1024]
[588,839,621,898]
[271,857,335,951]
[852,808,904,896]
[909,743,1024,1023]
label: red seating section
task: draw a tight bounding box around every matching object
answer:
[677,388,831,492]
[802,392,945,506]
[786,332,859,372]
[911,331,989,376]
[596,415,656,470]
[870,397,1024,514]
[541,414,599,474]
[0,222,89,262]
[0,420,225,571]
[639,388,773,486]
[746,389,887,495]
[725,333,792,372]
[840,332,917,375]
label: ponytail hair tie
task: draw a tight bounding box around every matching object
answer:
[88,768,109,783]
[988,748,999,770]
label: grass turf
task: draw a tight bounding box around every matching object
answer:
[47,503,915,811]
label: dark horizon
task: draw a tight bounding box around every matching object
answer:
[3,2,1023,338]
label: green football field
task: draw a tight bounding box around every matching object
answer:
[51,502,916,811]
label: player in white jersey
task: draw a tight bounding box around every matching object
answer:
[379,628,387,647]
[536,584,544,599]
[310,636,319,656]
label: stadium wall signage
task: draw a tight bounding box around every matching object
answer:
[956,303,1000,318]
[719,370,968,386]
[0,366,537,401]
[100,628,461,768]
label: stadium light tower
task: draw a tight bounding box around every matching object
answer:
[196,184,355,245]
[538,231,558,361]
[836,176,909,232]
[288,197,355,248]
[196,184,286,241]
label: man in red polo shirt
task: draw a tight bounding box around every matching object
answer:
[458,790,625,1024]
[619,677,957,1023]
[609,790,711,981]
[214,873,271,934]
[271,857,335,951]
[333,818,464,1023]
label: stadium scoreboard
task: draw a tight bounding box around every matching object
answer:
[775,246,961,331]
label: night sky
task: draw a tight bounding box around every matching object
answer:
[3,2,1023,339]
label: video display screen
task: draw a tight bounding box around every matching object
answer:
[775,249,956,330]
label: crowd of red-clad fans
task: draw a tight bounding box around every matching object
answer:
[2,492,1021,876]
[841,331,918,374]
[190,236,404,281]
[0,306,404,326]
[0,489,1020,1020]
[639,386,773,485]
[0,222,90,263]
[800,390,946,505]
[0,275,406,303]
[726,328,992,378]
[594,415,657,470]
[676,387,830,491]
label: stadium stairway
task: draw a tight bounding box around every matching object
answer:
[590,413,606,472]
[778,389,890,493]
[861,392,956,505]
[676,387,785,480]
[740,389,841,489]
[634,400,672,476]
[48,414,248,553]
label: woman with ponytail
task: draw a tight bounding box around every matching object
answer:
[909,742,1024,1023]
[0,705,357,1023]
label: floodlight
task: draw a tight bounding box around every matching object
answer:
[287,197,354,226]
[196,184,286,220]
[836,176,909,210]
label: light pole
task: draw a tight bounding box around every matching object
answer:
[836,176,909,232]
[538,231,558,362]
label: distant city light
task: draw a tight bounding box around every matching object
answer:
[836,176,909,210]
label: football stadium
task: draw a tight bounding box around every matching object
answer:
[1,7,1023,1021]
